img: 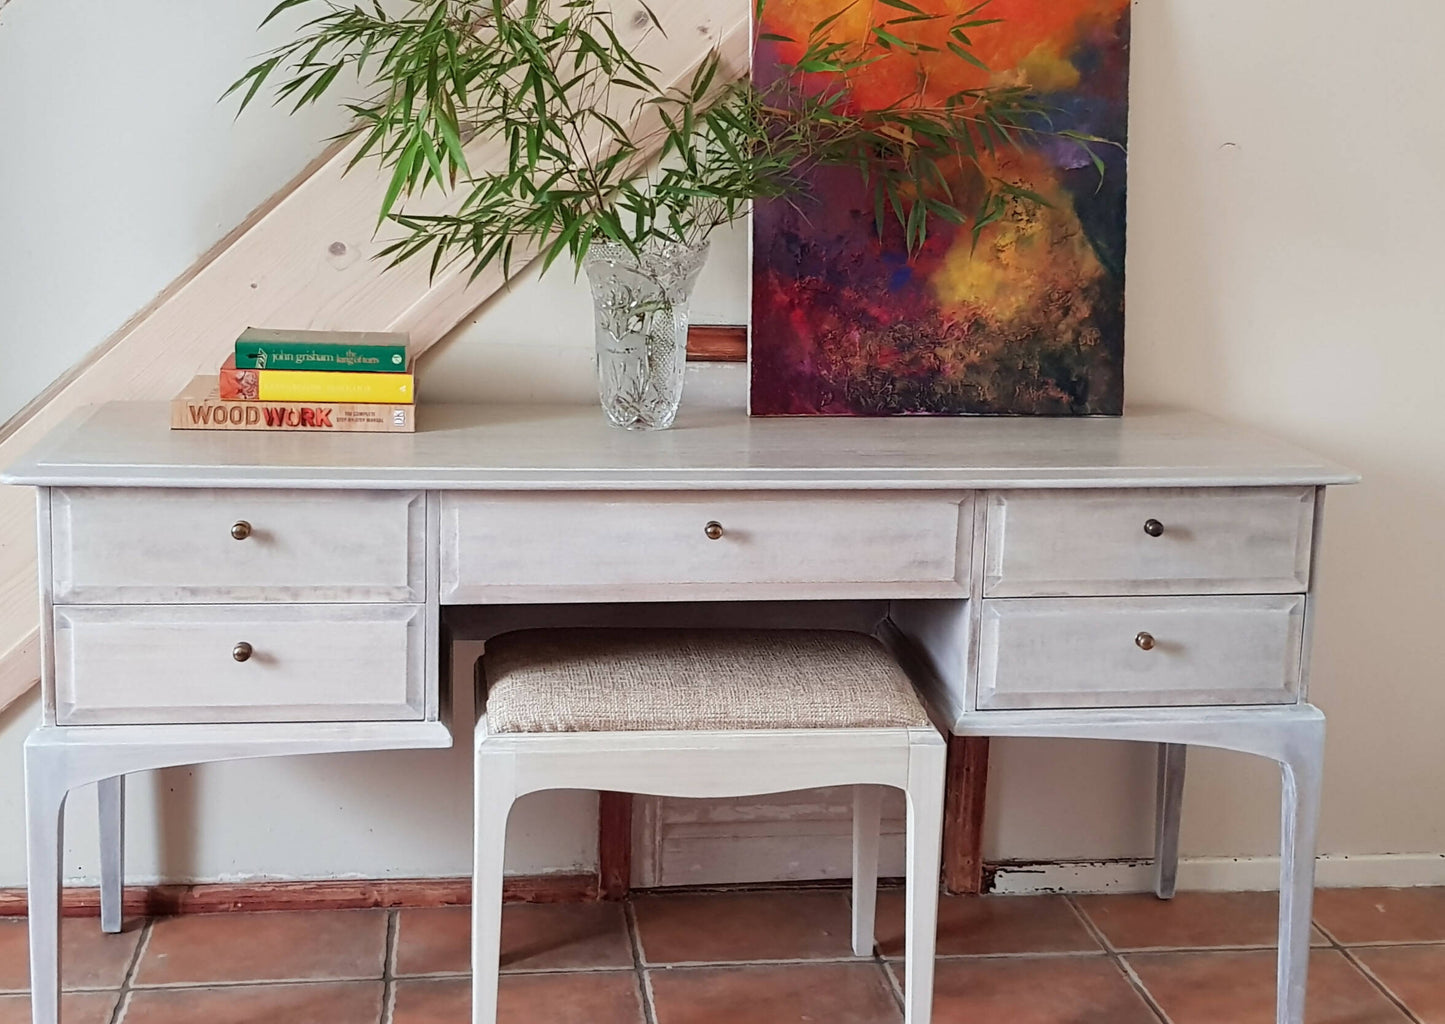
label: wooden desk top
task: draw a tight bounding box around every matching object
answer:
[3,402,1357,491]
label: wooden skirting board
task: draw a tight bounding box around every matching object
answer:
[685,326,747,362]
[0,874,599,918]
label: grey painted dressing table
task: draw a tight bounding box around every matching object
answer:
[3,402,1356,1024]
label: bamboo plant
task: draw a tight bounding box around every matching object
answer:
[231,0,1110,282]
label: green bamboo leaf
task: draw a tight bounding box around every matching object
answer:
[418,128,447,189]
[380,135,420,224]
[260,0,315,28]
[223,56,282,113]
[947,41,989,70]
[872,27,911,50]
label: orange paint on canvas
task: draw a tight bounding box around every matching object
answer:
[751,0,1131,416]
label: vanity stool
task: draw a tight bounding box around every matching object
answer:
[471,628,947,1024]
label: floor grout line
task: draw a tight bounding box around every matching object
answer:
[626,898,661,1024]
[641,955,884,969]
[104,918,151,1024]
[1338,946,1427,1024]
[1064,895,1173,1024]
[874,944,905,1017]
[125,974,393,991]
[395,965,638,980]
[380,909,399,1024]
[1313,917,1347,949]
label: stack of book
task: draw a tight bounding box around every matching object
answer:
[171,328,416,433]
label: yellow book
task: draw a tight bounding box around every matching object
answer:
[220,355,414,404]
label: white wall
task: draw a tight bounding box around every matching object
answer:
[0,0,1442,887]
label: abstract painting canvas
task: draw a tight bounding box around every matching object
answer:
[751,0,1130,416]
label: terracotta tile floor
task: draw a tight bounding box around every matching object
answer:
[6,885,1445,1022]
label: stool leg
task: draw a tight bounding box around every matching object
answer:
[1153,744,1186,900]
[472,749,517,1024]
[902,740,946,1024]
[99,776,125,934]
[851,785,884,957]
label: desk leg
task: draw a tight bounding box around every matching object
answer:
[98,776,125,933]
[955,709,1325,1024]
[941,735,990,895]
[598,793,633,900]
[1277,720,1325,1024]
[1153,744,1186,900]
[24,744,68,1024]
[851,786,884,956]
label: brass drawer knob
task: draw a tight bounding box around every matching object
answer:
[232,642,254,663]
[704,521,724,541]
[1143,519,1164,538]
[1135,632,1156,652]
[231,520,253,541]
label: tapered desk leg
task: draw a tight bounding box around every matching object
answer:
[98,776,125,934]
[1153,744,1186,900]
[25,744,68,1024]
[1276,721,1325,1024]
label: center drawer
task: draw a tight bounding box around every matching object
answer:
[51,487,426,603]
[53,604,426,725]
[440,492,972,602]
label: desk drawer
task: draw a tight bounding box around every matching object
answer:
[441,492,971,602]
[983,487,1315,597]
[977,595,1305,710]
[54,604,425,725]
[52,488,426,603]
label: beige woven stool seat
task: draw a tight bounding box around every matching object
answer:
[480,628,930,733]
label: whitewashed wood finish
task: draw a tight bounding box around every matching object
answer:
[947,704,1326,1024]
[53,603,426,725]
[631,784,909,888]
[1154,743,1187,899]
[51,488,426,604]
[24,718,451,1024]
[441,492,971,603]
[0,0,750,718]
[96,776,124,933]
[8,402,1356,1024]
[976,595,1306,710]
[883,602,971,728]
[5,404,1359,493]
[472,718,946,1024]
[32,489,55,726]
[852,785,884,957]
[423,492,443,721]
[984,486,1316,598]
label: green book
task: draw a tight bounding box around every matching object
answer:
[234,328,409,373]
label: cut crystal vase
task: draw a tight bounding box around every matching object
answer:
[583,239,710,430]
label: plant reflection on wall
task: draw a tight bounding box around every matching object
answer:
[232,0,1115,428]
